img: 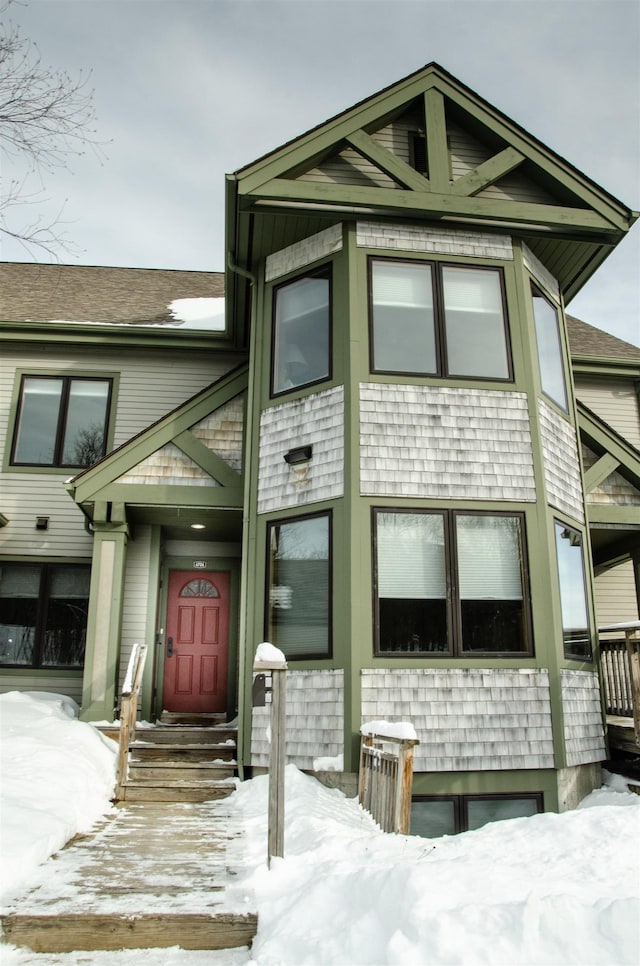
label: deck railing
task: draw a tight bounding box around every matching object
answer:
[599,623,640,746]
[115,643,148,798]
[358,727,419,835]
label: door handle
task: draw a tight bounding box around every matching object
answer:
[167,636,174,657]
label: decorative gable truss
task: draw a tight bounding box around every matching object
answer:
[231,64,636,303]
[66,365,248,516]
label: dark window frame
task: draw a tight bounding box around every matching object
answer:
[554,520,593,661]
[0,561,90,669]
[530,282,568,413]
[411,792,544,836]
[10,373,113,469]
[372,507,533,658]
[269,264,333,399]
[367,256,514,383]
[264,508,333,661]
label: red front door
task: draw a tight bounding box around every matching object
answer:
[162,570,230,714]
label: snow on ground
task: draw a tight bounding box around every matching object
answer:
[1,691,639,965]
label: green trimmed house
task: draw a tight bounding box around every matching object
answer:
[1,65,639,833]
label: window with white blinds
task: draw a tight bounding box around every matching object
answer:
[374,509,531,656]
[369,258,512,381]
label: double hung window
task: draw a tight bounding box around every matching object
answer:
[0,563,90,668]
[266,511,332,658]
[374,509,531,656]
[11,375,112,468]
[369,259,512,380]
[554,522,592,660]
[271,268,331,396]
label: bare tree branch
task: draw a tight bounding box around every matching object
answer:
[0,0,107,256]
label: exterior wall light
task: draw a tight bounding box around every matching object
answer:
[283,445,313,465]
[190,523,206,530]
[35,516,49,531]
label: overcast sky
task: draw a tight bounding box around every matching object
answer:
[2,0,639,346]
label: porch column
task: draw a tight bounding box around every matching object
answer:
[80,512,129,722]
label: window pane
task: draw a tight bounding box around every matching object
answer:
[465,796,540,831]
[411,799,456,837]
[0,565,40,665]
[457,515,527,652]
[62,380,110,466]
[42,566,89,667]
[532,288,567,410]
[371,261,436,373]
[443,267,509,378]
[267,515,330,657]
[13,378,63,464]
[555,524,591,659]
[273,274,330,394]
[376,512,448,653]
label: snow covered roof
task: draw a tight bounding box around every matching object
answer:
[0,262,225,329]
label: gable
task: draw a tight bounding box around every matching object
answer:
[228,63,637,320]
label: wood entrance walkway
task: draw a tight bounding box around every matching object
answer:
[1,798,257,953]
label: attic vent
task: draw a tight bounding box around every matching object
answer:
[410,132,428,176]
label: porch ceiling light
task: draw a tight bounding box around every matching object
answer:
[190,523,206,530]
[283,444,313,465]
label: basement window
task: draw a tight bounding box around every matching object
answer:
[411,793,543,837]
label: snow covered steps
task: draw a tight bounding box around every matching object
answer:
[1,801,257,953]
[117,713,238,804]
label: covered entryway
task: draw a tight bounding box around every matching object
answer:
[163,570,230,714]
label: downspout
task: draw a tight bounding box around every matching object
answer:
[227,253,257,781]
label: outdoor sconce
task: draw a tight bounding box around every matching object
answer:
[283,444,312,465]
[35,516,49,531]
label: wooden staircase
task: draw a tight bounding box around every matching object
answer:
[116,712,238,803]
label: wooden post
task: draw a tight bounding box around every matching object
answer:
[626,628,640,747]
[253,653,288,867]
[115,643,148,799]
[269,666,286,865]
[394,741,416,834]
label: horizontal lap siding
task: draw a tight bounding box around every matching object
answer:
[0,672,83,704]
[361,667,554,771]
[595,561,639,630]
[1,347,240,557]
[118,526,153,694]
[574,377,640,449]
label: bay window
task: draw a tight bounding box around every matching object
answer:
[266,511,332,658]
[374,509,531,656]
[531,285,568,411]
[369,258,512,380]
[271,268,331,396]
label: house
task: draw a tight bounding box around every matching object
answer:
[1,64,638,837]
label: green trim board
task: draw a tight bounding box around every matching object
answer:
[578,401,640,490]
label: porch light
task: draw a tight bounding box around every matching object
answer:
[283,444,313,465]
[190,523,206,530]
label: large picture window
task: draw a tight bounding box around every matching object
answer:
[554,522,592,660]
[11,375,112,468]
[271,268,331,396]
[531,285,568,411]
[266,511,331,658]
[374,509,531,656]
[0,563,90,668]
[369,258,511,380]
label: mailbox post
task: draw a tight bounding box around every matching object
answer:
[253,645,288,866]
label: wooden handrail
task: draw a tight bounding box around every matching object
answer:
[115,643,148,798]
[358,729,419,835]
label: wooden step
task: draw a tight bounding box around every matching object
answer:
[2,911,258,952]
[117,781,235,803]
[160,711,229,726]
[130,742,236,763]
[128,761,235,781]
[135,726,237,745]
